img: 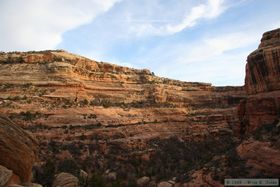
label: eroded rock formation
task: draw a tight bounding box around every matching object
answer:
[239,28,280,133]
[0,116,38,185]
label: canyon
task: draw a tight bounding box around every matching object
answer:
[0,28,279,186]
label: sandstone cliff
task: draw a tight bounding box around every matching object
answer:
[236,28,280,178]
[0,49,245,186]
[245,28,280,94]
[239,28,280,134]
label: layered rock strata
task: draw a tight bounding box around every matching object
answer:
[0,50,245,185]
[239,28,280,133]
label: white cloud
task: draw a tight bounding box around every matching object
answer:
[0,0,120,51]
[129,0,227,36]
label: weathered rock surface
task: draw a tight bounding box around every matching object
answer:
[157,181,173,187]
[237,140,280,176]
[245,28,280,94]
[0,165,13,186]
[0,116,38,183]
[236,28,280,179]
[137,176,150,187]
[52,172,79,187]
[239,28,280,134]
[185,169,223,187]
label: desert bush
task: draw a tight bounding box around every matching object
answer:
[33,159,55,187]
[88,173,107,187]
[20,111,41,121]
[79,99,89,106]
[57,159,80,176]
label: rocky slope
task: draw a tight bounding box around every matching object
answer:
[0,28,279,186]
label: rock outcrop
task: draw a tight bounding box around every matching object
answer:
[245,28,280,94]
[237,140,280,176]
[0,116,38,184]
[0,165,13,186]
[235,28,280,179]
[239,28,280,134]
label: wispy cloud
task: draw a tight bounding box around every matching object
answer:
[129,25,278,85]
[0,0,120,51]
[129,0,227,36]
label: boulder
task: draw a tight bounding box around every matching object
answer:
[157,181,173,187]
[0,165,13,186]
[137,176,150,186]
[106,172,117,181]
[53,172,79,187]
[0,116,38,183]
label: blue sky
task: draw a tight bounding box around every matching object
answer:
[0,0,280,85]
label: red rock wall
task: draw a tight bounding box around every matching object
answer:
[245,28,280,94]
[236,28,280,179]
[239,28,280,134]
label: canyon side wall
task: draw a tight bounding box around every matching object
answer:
[236,28,280,178]
[0,49,245,185]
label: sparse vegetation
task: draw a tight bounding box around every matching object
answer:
[57,159,80,176]
[19,111,42,121]
[34,159,56,187]
[89,98,176,108]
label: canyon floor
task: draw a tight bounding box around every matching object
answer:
[0,28,280,187]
